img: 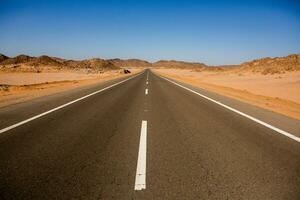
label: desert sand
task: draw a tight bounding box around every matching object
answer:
[153,68,300,120]
[0,72,102,85]
[0,69,141,108]
[0,54,146,107]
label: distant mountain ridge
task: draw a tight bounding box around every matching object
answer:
[1,53,299,74]
[153,60,207,69]
[109,58,152,68]
[0,54,119,72]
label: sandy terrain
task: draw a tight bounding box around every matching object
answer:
[153,68,300,120]
[0,69,141,108]
[0,72,107,85]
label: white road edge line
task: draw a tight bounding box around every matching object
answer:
[160,75,300,143]
[135,120,147,190]
[145,89,148,95]
[0,73,142,134]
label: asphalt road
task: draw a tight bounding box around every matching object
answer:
[0,69,299,199]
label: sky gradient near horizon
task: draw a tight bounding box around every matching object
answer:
[0,0,300,65]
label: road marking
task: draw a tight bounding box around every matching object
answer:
[146,81,148,85]
[160,76,300,143]
[0,73,142,134]
[145,89,148,95]
[135,120,147,190]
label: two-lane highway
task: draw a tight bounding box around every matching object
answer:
[0,70,299,199]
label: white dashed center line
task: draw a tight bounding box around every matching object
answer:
[135,120,147,190]
[145,89,148,95]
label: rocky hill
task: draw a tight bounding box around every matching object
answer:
[240,54,300,74]
[1,54,34,65]
[0,54,9,63]
[65,58,119,71]
[0,54,120,73]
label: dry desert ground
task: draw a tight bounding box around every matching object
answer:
[0,68,141,108]
[154,68,300,120]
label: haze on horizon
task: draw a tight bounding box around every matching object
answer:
[0,0,300,65]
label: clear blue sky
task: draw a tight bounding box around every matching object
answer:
[1,0,300,65]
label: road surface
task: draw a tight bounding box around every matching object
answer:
[0,69,299,199]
